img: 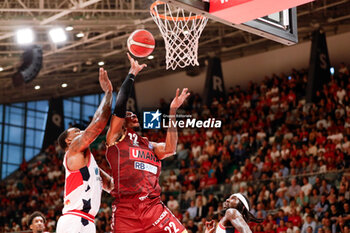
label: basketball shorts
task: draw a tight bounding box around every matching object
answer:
[56,211,96,233]
[111,197,187,233]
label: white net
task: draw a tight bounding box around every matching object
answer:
[150,1,208,70]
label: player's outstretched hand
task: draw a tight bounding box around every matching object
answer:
[170,88,190,110]
[127,53,147,76]
[99,68,113,93]
[205,220,216,233]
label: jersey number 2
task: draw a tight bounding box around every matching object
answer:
[128,133,138,145]
[164,222,179,233]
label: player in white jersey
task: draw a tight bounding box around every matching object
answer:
[205,193,264,233]
[56,68,113,233]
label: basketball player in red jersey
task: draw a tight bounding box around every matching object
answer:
[56,68,114,233]
[105,53,190,233]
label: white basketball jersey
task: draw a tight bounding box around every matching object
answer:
[62,151,102,217]
[216,223,235,233]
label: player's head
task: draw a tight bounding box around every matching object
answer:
[27,211,46,233]
[125,111,139,129]
[224,193,250,210]
[224,193,264,224]
[58,127,83,151]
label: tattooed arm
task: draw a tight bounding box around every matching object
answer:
[225,209,252,233]
[69,68,113,153]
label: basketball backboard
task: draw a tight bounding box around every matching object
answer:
[159,0,314,45]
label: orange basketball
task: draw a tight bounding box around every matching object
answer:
[127,29,155,57]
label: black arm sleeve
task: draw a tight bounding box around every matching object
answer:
[113,73,135,118]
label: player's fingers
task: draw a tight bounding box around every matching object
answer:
[127,52,132,62]
[181,88,188,96]
[175,88,180,98]
[141,64,147,69]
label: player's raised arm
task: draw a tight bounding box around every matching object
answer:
[226,209,252,233]
[106,53,147,146]
[69,68,113,153]
[152,88,190,160]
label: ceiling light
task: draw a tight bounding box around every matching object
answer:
[49,28,67,43]
[147,55,154,60]
[65,26,74,31]
[98,61,105,66]
[61,83,68,88]
[76,32,84,38]
[0,67,3,72]
[16,28,34,45]
[34,85,40,90]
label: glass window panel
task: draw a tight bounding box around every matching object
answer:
[72,102,80,119]
[5,106,24,126]
[72,96,80,102]
[83,95,96,105]
[3,144,9,161]
[6,145,22,164]
[11,103,24,108]
[36,100,49,112]
[95,94,99,105]
[35,131,44,148]
[33,148,40,156]
[5,164,19,177]
[0,124,2,141]
[27,101,36,110]
[64,100,73,117]
[112,92,117,107]
[83,105,95,120]
[0,105,3,123]
[64,118,73,129]
[26,112,36,129]
[4,126,23,144]
[25,129,35,147]
[25,148,35,161]
[27,110,36,117]
[35,112,47,130]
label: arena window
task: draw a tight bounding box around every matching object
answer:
[0,100,48,179]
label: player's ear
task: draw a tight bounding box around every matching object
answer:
[65,137,72,146]
[29,224,33,230]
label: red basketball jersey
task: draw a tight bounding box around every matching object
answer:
[106,128,162,201]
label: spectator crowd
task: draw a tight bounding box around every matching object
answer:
[0,62,350,233]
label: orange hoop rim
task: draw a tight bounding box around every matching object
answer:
[150,1,204,21]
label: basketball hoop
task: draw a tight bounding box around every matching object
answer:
[150,1,208,70]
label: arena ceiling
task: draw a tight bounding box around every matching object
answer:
[0,0,350,104]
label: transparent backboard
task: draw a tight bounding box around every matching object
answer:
[160,0,298,45]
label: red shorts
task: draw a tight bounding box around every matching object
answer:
[111,197,187,233]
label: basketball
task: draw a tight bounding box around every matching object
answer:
[127,29,155,57]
